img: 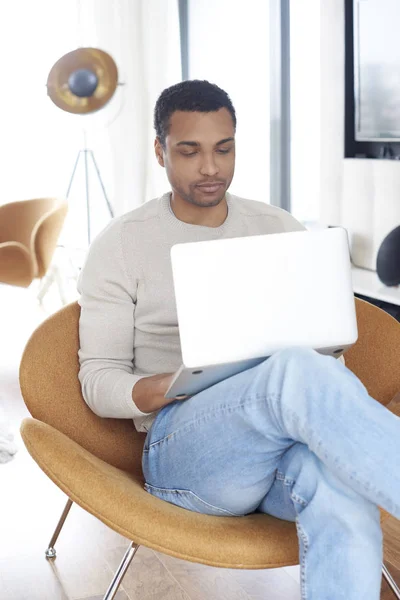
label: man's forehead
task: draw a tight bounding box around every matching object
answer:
[168,108,235,142]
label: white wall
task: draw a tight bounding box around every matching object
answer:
[342,159,400,269]
[316,0,400,270]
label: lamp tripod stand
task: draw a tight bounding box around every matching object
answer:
[66,134,114,246]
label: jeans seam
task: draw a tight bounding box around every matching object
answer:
[144,483,242,517]
[296,516,309,600]
[276,471,294,484]
[148,393,282,451]
[290,492,308,507]
[147,432,176,450]
[276,471,309,508]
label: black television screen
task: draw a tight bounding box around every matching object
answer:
[354,0,400,141]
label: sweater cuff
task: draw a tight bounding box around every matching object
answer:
[122,373,157,420]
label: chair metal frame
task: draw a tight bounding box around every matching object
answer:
[45,497,400,600]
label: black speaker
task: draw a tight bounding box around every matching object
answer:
[376,225,400,286]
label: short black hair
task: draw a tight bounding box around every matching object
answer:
[154,80,236,147]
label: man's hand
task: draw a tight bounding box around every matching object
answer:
[132,373,188,413]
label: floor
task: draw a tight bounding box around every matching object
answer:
[1,281,400,599]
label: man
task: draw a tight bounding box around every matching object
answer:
[78,80,400,599]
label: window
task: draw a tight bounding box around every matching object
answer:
[290,0,321,223]
[187,0,270,204]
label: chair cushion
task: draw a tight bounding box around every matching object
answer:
[21,418,390,569]
[21,417,302,569]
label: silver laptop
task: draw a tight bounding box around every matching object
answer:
[165,227,358,399]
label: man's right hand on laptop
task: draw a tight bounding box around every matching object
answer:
[132,373,189,413]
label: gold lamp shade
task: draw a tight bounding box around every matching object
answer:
[47,47,118,114]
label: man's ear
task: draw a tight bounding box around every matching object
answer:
[154,137,165,167]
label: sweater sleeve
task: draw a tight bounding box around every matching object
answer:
[279,208,307,233]
[77,220,154,420]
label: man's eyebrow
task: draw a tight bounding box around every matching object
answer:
[216,137,235,145]
[176,137,235,147]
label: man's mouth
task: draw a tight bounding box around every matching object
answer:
[196,182,224,194]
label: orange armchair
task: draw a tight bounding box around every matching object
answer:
[0,198,68,288]
[19,298,400,599]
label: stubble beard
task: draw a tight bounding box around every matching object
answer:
[179,184,227,208]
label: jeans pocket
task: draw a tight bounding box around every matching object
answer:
[257,473,299,522]
[144,483,241,517]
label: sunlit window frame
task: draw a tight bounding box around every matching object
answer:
[178,0,291,212]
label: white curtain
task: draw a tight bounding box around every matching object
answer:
[0,0,181,248]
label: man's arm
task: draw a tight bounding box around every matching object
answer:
[77,221,176,419]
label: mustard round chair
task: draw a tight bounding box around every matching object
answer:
[19,298,400,599]
[0,198,68,288]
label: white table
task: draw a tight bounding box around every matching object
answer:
[351,265,400,307]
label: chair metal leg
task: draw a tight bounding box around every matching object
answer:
[103,542,139,600]
[37,266,56,304]
[45,498,73,559]
[37,263,69,306]
[53,264,69,305]
[383,562,400,599]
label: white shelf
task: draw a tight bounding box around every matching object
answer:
[351,265,400,307]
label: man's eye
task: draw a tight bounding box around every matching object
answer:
[217,148,232,154]
[181,152,197,157]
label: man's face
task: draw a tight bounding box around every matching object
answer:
[155,108,235,208]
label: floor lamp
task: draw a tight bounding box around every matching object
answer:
[47,47,119,245]
[38,47,120,304]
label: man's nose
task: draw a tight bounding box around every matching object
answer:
[200,155,219,176]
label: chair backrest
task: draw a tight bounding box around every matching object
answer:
[19,302,145,477]
[32,200,68,278]
[19,297,400,477]
[0,242,35,288]
[0,199,60,251]
[345,298,400,407]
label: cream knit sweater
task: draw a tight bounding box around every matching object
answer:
[77,192,306,432]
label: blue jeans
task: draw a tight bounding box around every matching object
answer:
[142,348,400,599]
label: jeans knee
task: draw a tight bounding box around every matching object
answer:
[265,346,338,392]
[283,445,382,529]
[272,346,321,367]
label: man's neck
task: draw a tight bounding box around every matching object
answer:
[170,193,228,228]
